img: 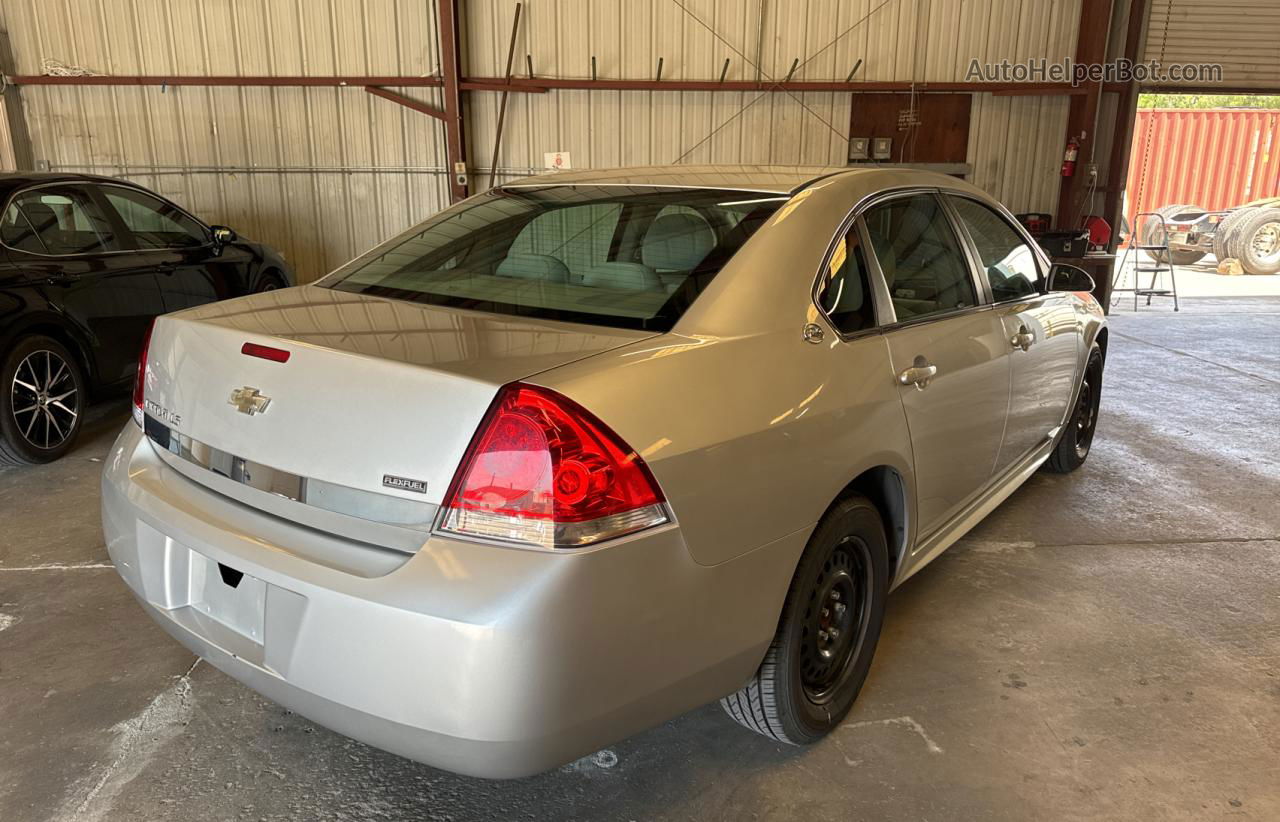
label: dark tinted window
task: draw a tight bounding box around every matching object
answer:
[102,187,208,249]
[817,227,876,333]
[1,188,116,255]
[323,186,784,332]
[863,194,976,321]
[948,196,1041,301]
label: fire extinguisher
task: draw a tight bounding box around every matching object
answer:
[1061,137,1079,177]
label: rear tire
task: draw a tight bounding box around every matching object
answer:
[1234,208,1280,276]
[1046,346,1103,474]
[0,336,87,466]
[721,496,889,745]
[1213,207,1254,262]
[1142,205,1206,266]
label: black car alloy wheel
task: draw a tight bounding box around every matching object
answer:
[10,348,80,451]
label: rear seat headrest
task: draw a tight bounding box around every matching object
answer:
[642,213,715,271]
[580,262,661,291]
[496,253,570,283]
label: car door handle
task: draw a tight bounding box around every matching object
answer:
[897,361,938,389]
[1010,325,1035,351]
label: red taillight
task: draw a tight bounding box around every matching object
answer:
[241,342,291,363]
[131,319,155,426]
[440,383,667,549]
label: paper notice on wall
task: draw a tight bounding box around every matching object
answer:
[544,152,572,171]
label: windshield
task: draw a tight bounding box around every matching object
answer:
[322,185,786,331]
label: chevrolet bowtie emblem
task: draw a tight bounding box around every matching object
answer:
[228,386,271,416]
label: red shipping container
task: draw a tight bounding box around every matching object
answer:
[1126,109,1280,229]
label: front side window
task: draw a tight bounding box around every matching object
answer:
[1,188,116,255]
[947,196,1041,301]
[101,187,208,249]
[323,186,783,331]
[863,193,977,322]
[816,227,876,334]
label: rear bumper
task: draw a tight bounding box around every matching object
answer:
[101,423,802,778]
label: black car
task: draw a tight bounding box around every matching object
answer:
[0,173,292,465]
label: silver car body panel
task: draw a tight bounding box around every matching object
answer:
[102,165,1106,777]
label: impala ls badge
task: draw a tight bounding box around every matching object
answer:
[228,386,271,416]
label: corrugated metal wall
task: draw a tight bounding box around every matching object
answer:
[0,0,450,279]
[467,0,1078,215]
[1143,0,1280,91]
[1126,109,1280,225]
[1,0,1082,281]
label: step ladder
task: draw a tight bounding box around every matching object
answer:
[1113,211,1179,311]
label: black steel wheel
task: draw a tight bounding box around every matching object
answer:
[721,495,889,745]
[799,536,873,704]
[1047,345,1103,474]
[0,336,86,466]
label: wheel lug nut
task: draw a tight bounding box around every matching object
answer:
[828,627,840,639]
[830,590,841,601]
[818,629,830,642]
[834,603,846,615]
[821,607,830,618]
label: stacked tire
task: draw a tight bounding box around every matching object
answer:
[1216,207,1280,276]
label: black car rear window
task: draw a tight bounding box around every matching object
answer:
[322,186,786,331]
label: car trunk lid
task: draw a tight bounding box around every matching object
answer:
[140,286,653,541]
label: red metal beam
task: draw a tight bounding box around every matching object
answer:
[6,72,1122,95]
[364,86,446,120]
[6,74,446,87]
[438,0,468,202]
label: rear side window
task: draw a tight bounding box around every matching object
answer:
[816,227,876,334]
[947,196,1041,301]
[1,188,116,255]
[863,194,976,322]
[101,187,208,249]
[323,186,783,332]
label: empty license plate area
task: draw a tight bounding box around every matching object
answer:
[189,552,267,644]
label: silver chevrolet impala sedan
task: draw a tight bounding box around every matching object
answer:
[102,165,1106,778]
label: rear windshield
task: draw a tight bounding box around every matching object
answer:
[322,185,786,331]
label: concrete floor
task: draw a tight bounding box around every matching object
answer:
[1,297,1277,822]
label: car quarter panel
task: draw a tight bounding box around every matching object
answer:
[533,326,912,568]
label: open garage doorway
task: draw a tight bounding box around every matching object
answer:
[1113,94,1280,308]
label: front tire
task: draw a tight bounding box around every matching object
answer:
[1046,345,1103,474]
[722,496,889,745]
[0,336,87,466]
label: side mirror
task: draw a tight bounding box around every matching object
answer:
[1047,263,1095,293]
[210,225,237,246]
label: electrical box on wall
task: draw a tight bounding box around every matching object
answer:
[848,137,870,161]
[872,137,893,160]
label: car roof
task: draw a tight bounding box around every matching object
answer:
[502,165,848,194]
[499,164,984,196]
[0,171,144,194]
